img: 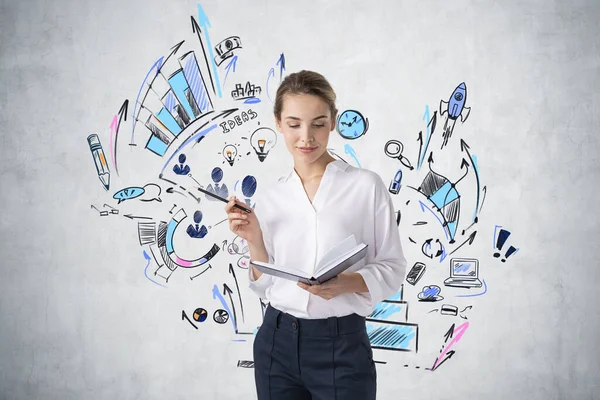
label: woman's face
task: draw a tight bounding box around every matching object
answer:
[274,93,336,165]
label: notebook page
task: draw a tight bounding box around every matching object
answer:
[314,234,358,276]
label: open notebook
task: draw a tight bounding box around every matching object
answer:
[250,234,368,285]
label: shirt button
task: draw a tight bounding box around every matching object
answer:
[291,322,298,330]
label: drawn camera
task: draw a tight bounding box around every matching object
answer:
[214,36,241,57]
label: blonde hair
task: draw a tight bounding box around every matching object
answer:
[273,70,338,121]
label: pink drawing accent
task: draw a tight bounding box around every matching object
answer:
[431,321,469,371]
[175,257,195,267]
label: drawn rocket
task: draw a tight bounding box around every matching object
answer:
[440,82,471,122]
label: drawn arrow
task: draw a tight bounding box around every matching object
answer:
[417,107,437,170]
[449,231,477,256]
[266,67,275,102]
[181,310,198,329]
[223,283,238,333]
[110,99,129,176]
[212,284,236,332]
[460,139,481,222]
[142,250,166,287]
[418,200,449,240]
[228,263,245,322]
[443,323,455,343]
[431,350,455,371]
[223,55,238,88]
[275,52,286,80]
[160,40,185,71]
[194,4,221,98]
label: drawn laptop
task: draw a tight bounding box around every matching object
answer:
[443,258,482,288]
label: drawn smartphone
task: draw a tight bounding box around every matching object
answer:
[406,262,426,286]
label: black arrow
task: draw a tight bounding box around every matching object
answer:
[223,283,238,333]
[432,350,455,371]
[449,231,477,256]
[443,323,455,343]
[229,263,245,322]
[190,16,217,98]
[182,310,198,329]
[113,99,129,176]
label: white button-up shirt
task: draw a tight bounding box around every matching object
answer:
[248,159,407,319]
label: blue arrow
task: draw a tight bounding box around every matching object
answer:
[212,284,236,332]
[276,52,286,79]
[419,200,449,240]
[197,4,222,98]
[142,250,167,288]
[344,144,362,168]
[223,55,238,89]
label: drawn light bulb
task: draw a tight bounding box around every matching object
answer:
[250,127,277,162]
[223,144,238,166]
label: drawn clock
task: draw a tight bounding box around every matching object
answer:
[336,109,369,140]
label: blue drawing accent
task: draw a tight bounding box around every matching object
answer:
[471,154,480,222]
[146,135,169,156]
[344,144,362,168]
[493,225,502,248]
[159,123,218,174]
[275,53,285,80]
[366,323,417,351]
[212,284,236,332]
[156,108,182,135]
[266,67,275,102]
[197,4,222,98]
[448,83,467,120]
[369,302,405,320]
[113,186,145,204]
[419,200,449,240]
[429,181,459,209]
[244,97,260,104]
[132,56,164,142]
[142,250,167,288]
[224,55,238,88]
[168,70,195,118]
[418,104,431,170]
[166,220,177,253]
[182,52,210,113]
[455,279,488,297]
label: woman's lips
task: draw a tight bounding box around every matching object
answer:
[297,147,316,153]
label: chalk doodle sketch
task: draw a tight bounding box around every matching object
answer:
[85,1,519,375]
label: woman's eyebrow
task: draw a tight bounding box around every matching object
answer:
[285,115,328,121]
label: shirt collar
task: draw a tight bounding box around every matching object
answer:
[282,158,350,183]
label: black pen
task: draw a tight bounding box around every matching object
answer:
[196,186,253,213]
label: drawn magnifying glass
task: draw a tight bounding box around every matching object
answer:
[384,140,414,170]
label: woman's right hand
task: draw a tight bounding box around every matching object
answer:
[225,196,263,246]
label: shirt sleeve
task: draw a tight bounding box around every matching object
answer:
[248,193,276,300]
[355,174,407,308]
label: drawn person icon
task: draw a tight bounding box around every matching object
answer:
[186,210,208,238]
[241,175,257,207]
[205,167,229,201]
[173,154,191,175]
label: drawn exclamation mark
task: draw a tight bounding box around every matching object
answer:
[493,227,519,262]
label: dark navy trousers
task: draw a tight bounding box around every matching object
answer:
[253,304,377,399]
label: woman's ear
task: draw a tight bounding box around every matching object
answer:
[330,113,337,132]
[274,117,282,133]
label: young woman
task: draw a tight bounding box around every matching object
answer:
[225,70,407,399]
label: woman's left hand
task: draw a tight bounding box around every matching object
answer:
[297,272,367,300]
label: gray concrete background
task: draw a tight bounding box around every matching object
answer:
[1,0,599,399]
